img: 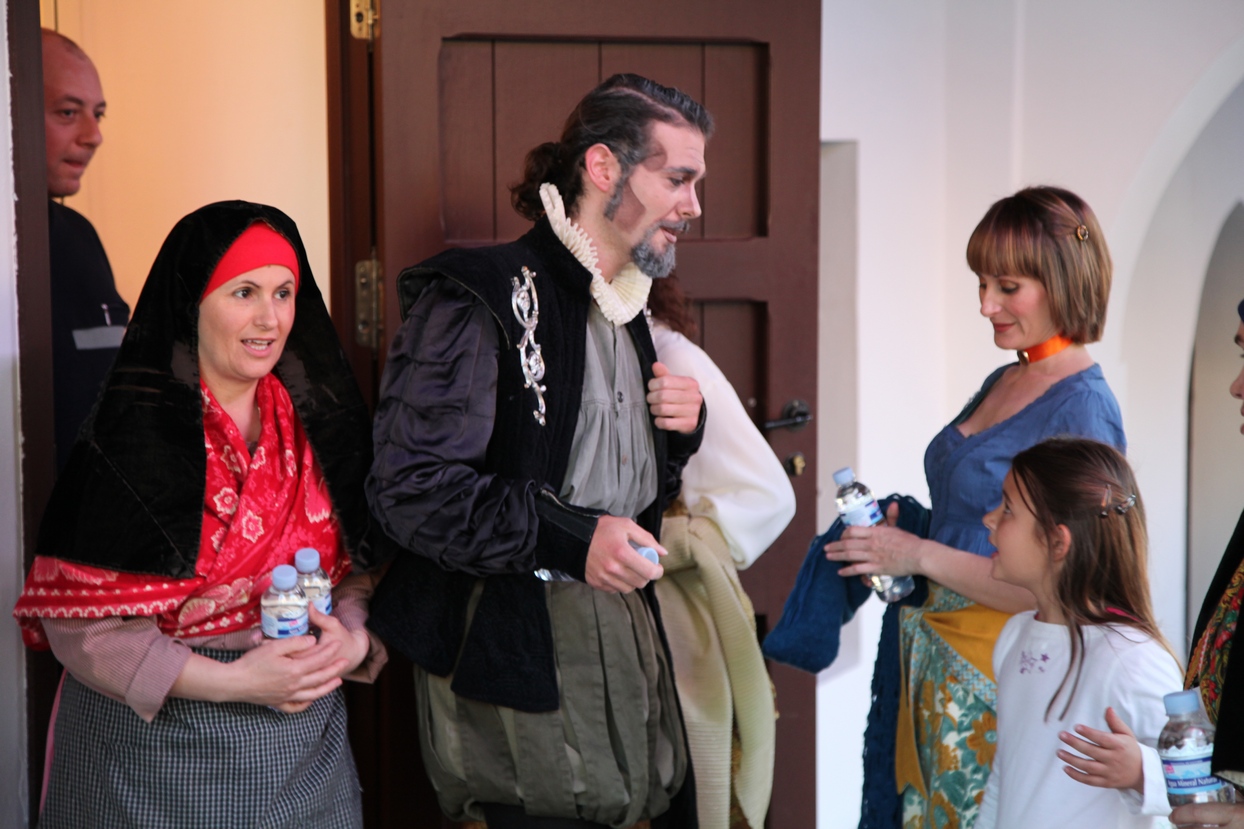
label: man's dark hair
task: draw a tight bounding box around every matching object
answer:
[511,73,713,221]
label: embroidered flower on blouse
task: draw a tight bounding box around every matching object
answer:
[1018,649,1050,674]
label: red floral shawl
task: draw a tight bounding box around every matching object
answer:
[1187,559,1244,723]
[14,374,348,647]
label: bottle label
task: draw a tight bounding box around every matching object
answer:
[1162,751,1230,796]
[262,610,309,639]
[302,583,333,616]
[842,500,884,527]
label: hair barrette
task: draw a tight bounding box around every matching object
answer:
[1098,488,1136,517]
[1076,225,1090,242]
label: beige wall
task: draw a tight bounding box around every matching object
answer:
[40,0,330,310]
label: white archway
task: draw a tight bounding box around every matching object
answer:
[1115,69,1244,650]
[1188,203,1244,635]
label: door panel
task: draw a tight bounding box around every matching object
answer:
[702,45,768,239]
[698,300,767,428]
[439,40,495,243]
[438,40,770,247]
[328,2,821,825]
[492,43,599,241]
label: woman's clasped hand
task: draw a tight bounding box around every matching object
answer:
[175,606,371,713]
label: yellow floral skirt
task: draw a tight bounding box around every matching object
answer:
[896,584,1009,829]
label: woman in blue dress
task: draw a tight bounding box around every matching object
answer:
[826,186,1126,829]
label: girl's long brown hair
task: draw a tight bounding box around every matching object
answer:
[1008,437,1177,720]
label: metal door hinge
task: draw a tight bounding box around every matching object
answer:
[349,0,379,43]
[355,251,383,350]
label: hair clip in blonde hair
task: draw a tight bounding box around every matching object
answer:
[1098,487,1136,517]
[1076,225,1089,242]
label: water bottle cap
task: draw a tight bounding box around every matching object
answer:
[628,539,661,565]
[1164,689,1203,716]
[833,466,856,487]
[294,547,321,573]
[272,564,298,591]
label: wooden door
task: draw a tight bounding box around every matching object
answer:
[327,2,821,826]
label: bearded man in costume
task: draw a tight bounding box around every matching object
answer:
[366,74,711,829]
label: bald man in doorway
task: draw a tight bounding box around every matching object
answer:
[43,28,130,472]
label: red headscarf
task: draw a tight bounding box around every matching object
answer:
[202,221,300,299]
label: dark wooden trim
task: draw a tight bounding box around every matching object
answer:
[325,0,379,403]
[9,4,58,824]
[10,0,53,567]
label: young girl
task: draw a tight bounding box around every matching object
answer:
[976,437,1182,829]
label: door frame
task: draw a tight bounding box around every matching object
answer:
[324,3,822,826]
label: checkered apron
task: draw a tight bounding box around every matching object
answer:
[39,649,362,829]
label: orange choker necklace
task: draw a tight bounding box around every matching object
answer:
[1018,334,1072,365]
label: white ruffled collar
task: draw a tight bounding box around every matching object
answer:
[539,183,652,326]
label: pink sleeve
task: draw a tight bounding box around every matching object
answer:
[332,571,388,683]
[42,617,193,723]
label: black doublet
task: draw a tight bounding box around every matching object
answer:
[366,218,701,713]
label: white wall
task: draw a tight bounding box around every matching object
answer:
[0,2,31,824]
[1189,203,1244,636]
[817,3,1244,826]
[1123,76,1244,648]
[42,1,331,309]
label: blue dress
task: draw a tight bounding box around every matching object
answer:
[862,362,1125,829]
[924,362,1125,557]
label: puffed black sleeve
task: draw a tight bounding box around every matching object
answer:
[367,278,597,579]
[368,279,537,576]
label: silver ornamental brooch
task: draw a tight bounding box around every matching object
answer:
[511,266,547,426]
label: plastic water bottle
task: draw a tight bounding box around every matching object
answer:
[1159,689,1236,811]
[294,547,332,614]
[261,564,309,639]
[535,540,659,582]
[629,539,661,565]
[833,466,914,603]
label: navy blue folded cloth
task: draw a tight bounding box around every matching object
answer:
[761,494,931,673]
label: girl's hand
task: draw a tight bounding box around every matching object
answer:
[1170,802,1244,827]
[302,605,370,678]
[824,503,923,578]
[1057,707,1144,793]
[224,633,349,713]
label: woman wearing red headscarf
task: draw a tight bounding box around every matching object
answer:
[14,202,388,828]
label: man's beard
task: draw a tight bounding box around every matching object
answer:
[632,221,688,279]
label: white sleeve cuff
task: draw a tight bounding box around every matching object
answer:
[1120,744,1171,816]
